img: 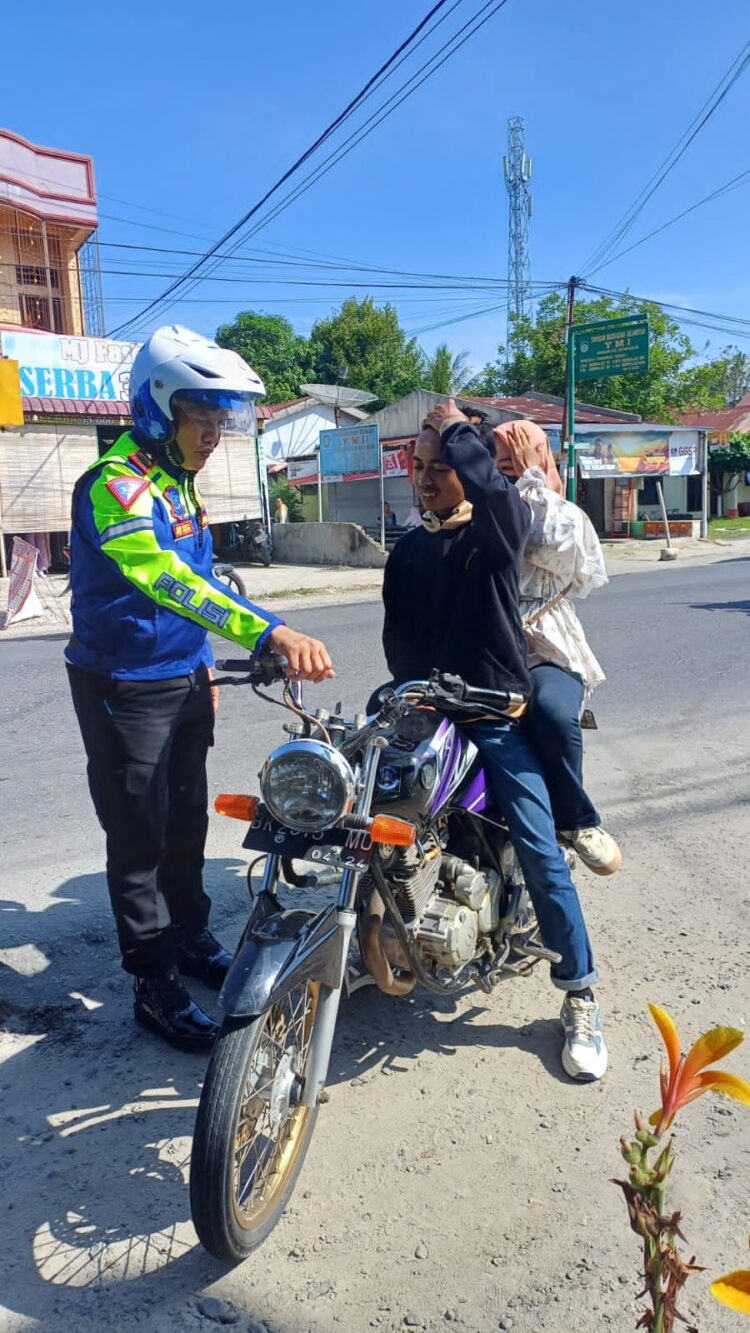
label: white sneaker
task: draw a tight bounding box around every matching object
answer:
[560,995,608,1081]
[560,826,622,876]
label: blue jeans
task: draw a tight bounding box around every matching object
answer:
[526,665,600,833]
[469,720,597,992]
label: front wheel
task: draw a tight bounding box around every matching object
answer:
[260,546,272,567]
[213,564,246,598]
[190,980,320,1261]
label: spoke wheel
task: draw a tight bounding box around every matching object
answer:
[213,565,246,598]
[190,981,320,1261]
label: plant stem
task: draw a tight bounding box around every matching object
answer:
[651,1181,667,1333]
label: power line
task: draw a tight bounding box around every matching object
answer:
[91,266,520,292]
[586,166,750,275]
[214,0,510,262]
[95,238,561,288]
[580,281,750,332]
[581,37,750,276]
[109,0,515,338]
[106,0,464,337]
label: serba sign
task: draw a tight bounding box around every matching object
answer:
[0,330,138,402]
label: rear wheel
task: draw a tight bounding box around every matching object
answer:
[190,980,320,1261]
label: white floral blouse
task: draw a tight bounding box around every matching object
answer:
[516,467,608,691]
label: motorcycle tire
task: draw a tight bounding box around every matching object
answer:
[213,566,246,599]
[261,548,272,568]
[190,980,321,1262]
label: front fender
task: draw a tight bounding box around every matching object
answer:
[218,894,347,1017]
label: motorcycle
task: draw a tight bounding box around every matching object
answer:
[190,655,570,1262]
[229,516,272,568]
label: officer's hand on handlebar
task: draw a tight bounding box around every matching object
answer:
[267,626,335,683]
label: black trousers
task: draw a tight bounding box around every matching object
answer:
[67,663,215,975]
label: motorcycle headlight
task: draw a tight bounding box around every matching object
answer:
[260,741,355,832]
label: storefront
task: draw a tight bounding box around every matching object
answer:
[567,424,704,537]
[0,327,267,568]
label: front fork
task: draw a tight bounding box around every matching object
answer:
[301,732,387,1108]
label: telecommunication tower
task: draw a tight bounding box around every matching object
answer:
[503,116,532,339]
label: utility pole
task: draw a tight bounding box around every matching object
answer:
[503,117,532,343]
[561,275,579,501]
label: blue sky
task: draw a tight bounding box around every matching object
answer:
[5,0,749,374]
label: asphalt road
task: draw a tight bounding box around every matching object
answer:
[2,554,747,905]
[1,553,748,1333]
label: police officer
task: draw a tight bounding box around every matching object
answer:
[66,326,333,1051]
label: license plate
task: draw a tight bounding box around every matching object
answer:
[242,805,374,871]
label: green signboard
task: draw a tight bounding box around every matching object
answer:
[572,317,650,380]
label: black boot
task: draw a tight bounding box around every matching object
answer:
[133,967,219,1052]
[176,928,233,991]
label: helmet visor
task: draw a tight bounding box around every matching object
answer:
[172,388,258,436]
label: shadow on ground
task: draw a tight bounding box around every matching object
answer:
[689,598,750,616]
[0,858,566,1331]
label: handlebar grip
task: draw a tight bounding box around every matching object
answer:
[215,659,253,673]
[214,653,288,685]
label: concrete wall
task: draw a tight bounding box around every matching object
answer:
[271,521,387,567]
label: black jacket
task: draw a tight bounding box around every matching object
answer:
[382,421,532,698]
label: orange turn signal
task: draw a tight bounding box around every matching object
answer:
[214,794,258,822]
[369,815,416,847]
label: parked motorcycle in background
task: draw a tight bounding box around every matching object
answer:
[189,658,572,1262]
[229,516,272,568]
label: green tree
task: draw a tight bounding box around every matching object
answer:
[422,342,472,395]
[708,432,750,505]
[215,311,312,403]
[466,293,741,421]
[269,476,303,523]
[716,347,750,405]
[310,297,425,409]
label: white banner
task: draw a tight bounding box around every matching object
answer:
[287,456,319,484]
[3,537,44,628]
[668,432,700,476]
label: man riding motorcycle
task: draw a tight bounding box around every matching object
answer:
[65,325,333,1051]
[381,399,607,1081]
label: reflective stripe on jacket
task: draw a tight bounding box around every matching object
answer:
[66,431,281,679]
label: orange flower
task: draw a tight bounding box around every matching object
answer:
[648,1004,750,1135]
[710,1270,750,1315]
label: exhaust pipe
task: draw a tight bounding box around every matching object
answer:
[359,888,416,997]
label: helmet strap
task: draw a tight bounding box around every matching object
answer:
[164,435,187,470]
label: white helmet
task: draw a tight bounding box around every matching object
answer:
[129,324,265,444]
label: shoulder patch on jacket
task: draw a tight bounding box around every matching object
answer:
[105,475,151,511]
[127,449,155,476]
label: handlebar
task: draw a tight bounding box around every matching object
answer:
[383,672,527,720]
[214,653,288,686]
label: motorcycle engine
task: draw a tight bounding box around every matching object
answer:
[378,849,502,972]
[414,855,502,968]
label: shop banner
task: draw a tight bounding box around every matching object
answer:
[382,445,411,478]
[287,456,319,484]
[0,330,138,403]
[3,537,43,628]
[708,430,730,451]
[668,432,701,476]
[576,429,700,479]
[287,444,410,486]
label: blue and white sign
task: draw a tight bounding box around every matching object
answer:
[0,330,138,402]
[319,423,380,480]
